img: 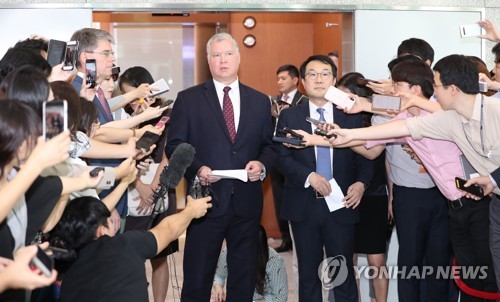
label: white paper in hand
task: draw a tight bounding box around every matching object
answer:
[149,78,170,97]
[207,169,248,182]
[323,178,346,212]
[324,86,355,110]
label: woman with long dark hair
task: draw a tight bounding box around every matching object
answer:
[212,225,288,302]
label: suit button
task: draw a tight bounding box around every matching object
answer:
[232,151,237,155]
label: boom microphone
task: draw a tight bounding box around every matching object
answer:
[148,143,195,229]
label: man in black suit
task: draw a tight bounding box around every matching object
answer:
[165,32,275,302]
[276,55,373,301]
[272,64,307,253]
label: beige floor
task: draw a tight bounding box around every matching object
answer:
[146,235,296,302]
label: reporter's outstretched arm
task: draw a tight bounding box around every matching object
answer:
[149,195,212,254]
[0,133,70,223]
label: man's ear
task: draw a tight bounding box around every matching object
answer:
[95,225,107,238]
[293,77,299,86]
[411,85,422,96]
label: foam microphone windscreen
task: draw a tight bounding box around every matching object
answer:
[159,143,195,189]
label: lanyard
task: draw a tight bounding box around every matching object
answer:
[463,94,491,158]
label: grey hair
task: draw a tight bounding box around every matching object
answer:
[70,28,115,68]
[206,32,240,59]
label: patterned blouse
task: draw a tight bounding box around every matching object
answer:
[213,247,288,301]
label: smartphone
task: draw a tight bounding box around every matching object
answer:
[43,100,68,140]
[89,167,105,177]
[479,81,488,92]
[314,128,337,139]
[62,41,78,71]
[135,131,161,152]
[283,127,304,140]
[357,78,380,86]
[159,99,174,109]
[47,39,67,67]
[460,24,481,38]
[455,177,484,197]
[155,116,170,128]
[273,136,305,146]
[306,116,325,126]
[371,94,401,111]
[324,86,355,110]
[85,59,97,88]
[30,246,54,277]
[149,78,170,97]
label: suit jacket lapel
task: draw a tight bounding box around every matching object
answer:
[204,81,234,143]
[297,101,317,165]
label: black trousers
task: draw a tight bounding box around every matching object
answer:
[270,167,291,241]
[392,185,451,302]
[448,196,498,301]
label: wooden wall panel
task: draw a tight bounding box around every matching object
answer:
[312,13,343,77]
[230,12,313,96]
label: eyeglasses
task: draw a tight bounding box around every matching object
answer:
[305,71,333,80]
[85,50,115,58]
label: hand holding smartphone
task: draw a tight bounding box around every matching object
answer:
[43,100,68,140]
[324,86,355,110]
[85,59,96,88]
[30,246,54,277]
[273,136,305,146]
[135,131,161,152]
[155,116,170,128]
[455,177,484,197]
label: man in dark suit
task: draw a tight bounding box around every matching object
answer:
[165,32,275,302]
[69,28,128,217]
[70,28,116,125]
[276,55,373,302]
[272,64,307,252]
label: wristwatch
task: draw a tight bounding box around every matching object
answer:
[259,165,267,181]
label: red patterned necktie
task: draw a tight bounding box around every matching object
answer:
[223,86,236,143]
[97,87,112,120]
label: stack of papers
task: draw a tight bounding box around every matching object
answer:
[207,169,248,182]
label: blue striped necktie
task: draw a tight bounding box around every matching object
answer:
[315,108,332,179]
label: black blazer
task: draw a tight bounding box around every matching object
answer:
[166,80,276,218]
[278,90,308,106]
[276,100,373,224]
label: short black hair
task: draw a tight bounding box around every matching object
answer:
[433,54,479,95]
[0,99,41,179]
[299,55,337,79]
[397,38,435,64]
[336,72,373,98]
[391,60,434,99]
[276,64,299,78]
[118,66,154,91]
[0,65,50,116]
[14,38,49,53]
[328,51,339,58]
[492,43,500,64]
[387,55,422,72]
[0,47,51,84]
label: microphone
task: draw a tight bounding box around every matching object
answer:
[159,143,196,190]
[148,143,195,228]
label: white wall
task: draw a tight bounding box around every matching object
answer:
[354,9,483,79]
[0,9,92,57]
